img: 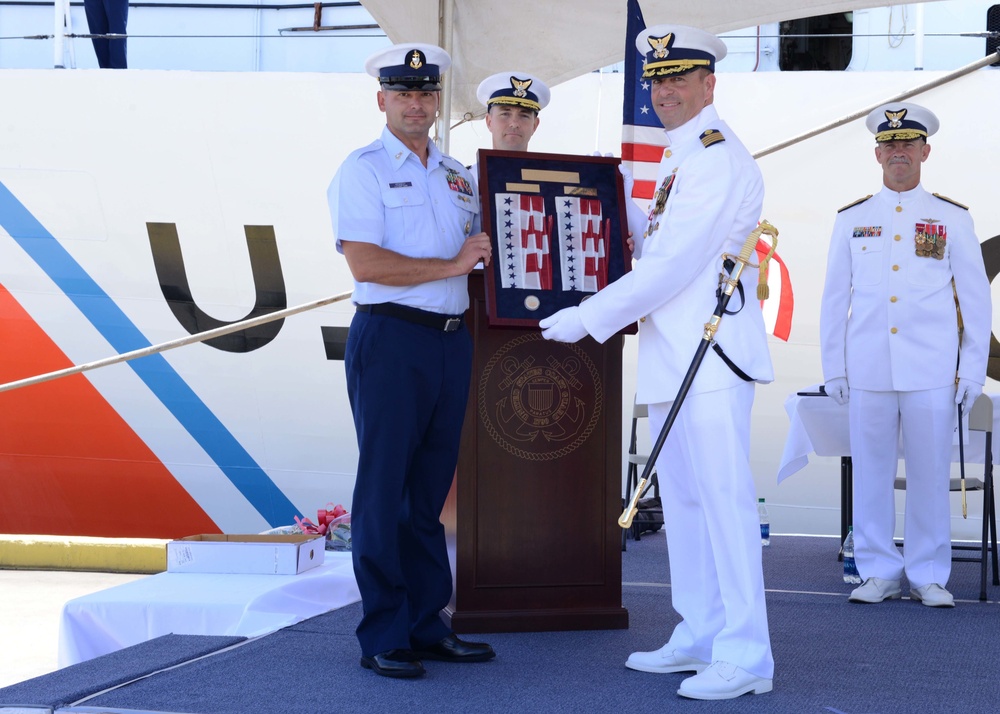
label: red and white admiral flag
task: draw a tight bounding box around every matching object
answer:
[495,193,552,290]
[556,196,608,293]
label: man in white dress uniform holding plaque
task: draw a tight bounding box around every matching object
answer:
[539,24,774,701]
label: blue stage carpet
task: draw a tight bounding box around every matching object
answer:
[3,535,998,714]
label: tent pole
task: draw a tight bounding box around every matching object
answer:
[436,0,454,152]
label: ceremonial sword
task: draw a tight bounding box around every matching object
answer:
[959,401,967,518]
[619,220,779,529]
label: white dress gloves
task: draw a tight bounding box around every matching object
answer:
[825,377,849,406]
[955,378,983,412]
[539,307,588,343]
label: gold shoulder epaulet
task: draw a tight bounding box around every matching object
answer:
[700,129,725,148]
[932,193,969,210]
[837,195,872,213]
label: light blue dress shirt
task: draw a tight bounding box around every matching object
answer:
[328,126,480,315]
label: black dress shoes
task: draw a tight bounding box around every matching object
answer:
[360,649,425,678]
[414,634,496,663]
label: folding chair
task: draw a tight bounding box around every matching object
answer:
[950,394,999,600]
[621,398,662,551]
[893,393,999,600]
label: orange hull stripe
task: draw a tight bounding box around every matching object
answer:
[0,284,220,538]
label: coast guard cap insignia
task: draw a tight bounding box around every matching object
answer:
[885,109,906,128]
[477,71,548,112]
[866,102,937,142]
[648,33,673,59]
[637,26,725,78]
[409,49,425,70]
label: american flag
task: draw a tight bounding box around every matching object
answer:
[619,0,794,340]
[620,0,667,202]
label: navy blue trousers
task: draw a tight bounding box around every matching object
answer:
[344,309,472,657]
[84,0,128,68]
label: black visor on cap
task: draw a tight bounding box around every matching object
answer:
[379,76,442,91]
[378,56,441,91]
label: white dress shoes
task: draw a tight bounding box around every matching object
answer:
[910,583,955,608]
[848,576,902,603]
[625,643,709,674]
[677,661,773,700]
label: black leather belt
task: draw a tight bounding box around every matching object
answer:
[356,303,464,332]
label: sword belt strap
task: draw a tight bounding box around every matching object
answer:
[712,343,755,382]
[710,257,754,380]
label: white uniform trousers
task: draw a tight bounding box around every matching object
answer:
[849,386,955,588]
[649,382,773,679]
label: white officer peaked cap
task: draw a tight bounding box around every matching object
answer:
[476,71,551,113]
[364,43,451,91]
[635,24,727,78]
[865,102,939,142]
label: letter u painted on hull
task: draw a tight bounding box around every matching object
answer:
[147,222,287,352]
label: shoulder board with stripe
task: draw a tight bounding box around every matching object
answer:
[932,193,969,210]
[700,129,725,148]
[837,195,872,213]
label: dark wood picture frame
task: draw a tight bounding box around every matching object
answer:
[477,149,634,329]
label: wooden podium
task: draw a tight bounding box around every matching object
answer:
[442,273,629,633]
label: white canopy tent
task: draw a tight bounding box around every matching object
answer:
[360,0,924,137]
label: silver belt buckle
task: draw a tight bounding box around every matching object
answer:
[443,317,462,332]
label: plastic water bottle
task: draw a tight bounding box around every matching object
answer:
[757,497,770,546]
[843,526,862,584]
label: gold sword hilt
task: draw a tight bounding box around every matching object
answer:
[720,220,779,302]
[737,219,778,266]
[618,477,648,529]
[707,220,779,341]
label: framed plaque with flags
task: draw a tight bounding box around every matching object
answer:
[476,149,634,329]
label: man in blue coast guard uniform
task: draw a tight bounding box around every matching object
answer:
[820,102,991,608]
[477,71,551,152]
[540,25,774,700]
[327,42,496,679]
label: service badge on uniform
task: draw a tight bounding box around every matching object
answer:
[652,174,674,216]
[446,168,474,196]
[645,173,676,238]
[915,220,947,259]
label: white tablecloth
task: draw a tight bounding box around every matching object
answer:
[778,388,998,484]
[58,550,359,667]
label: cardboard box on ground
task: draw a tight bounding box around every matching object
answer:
[166,534,325,575]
